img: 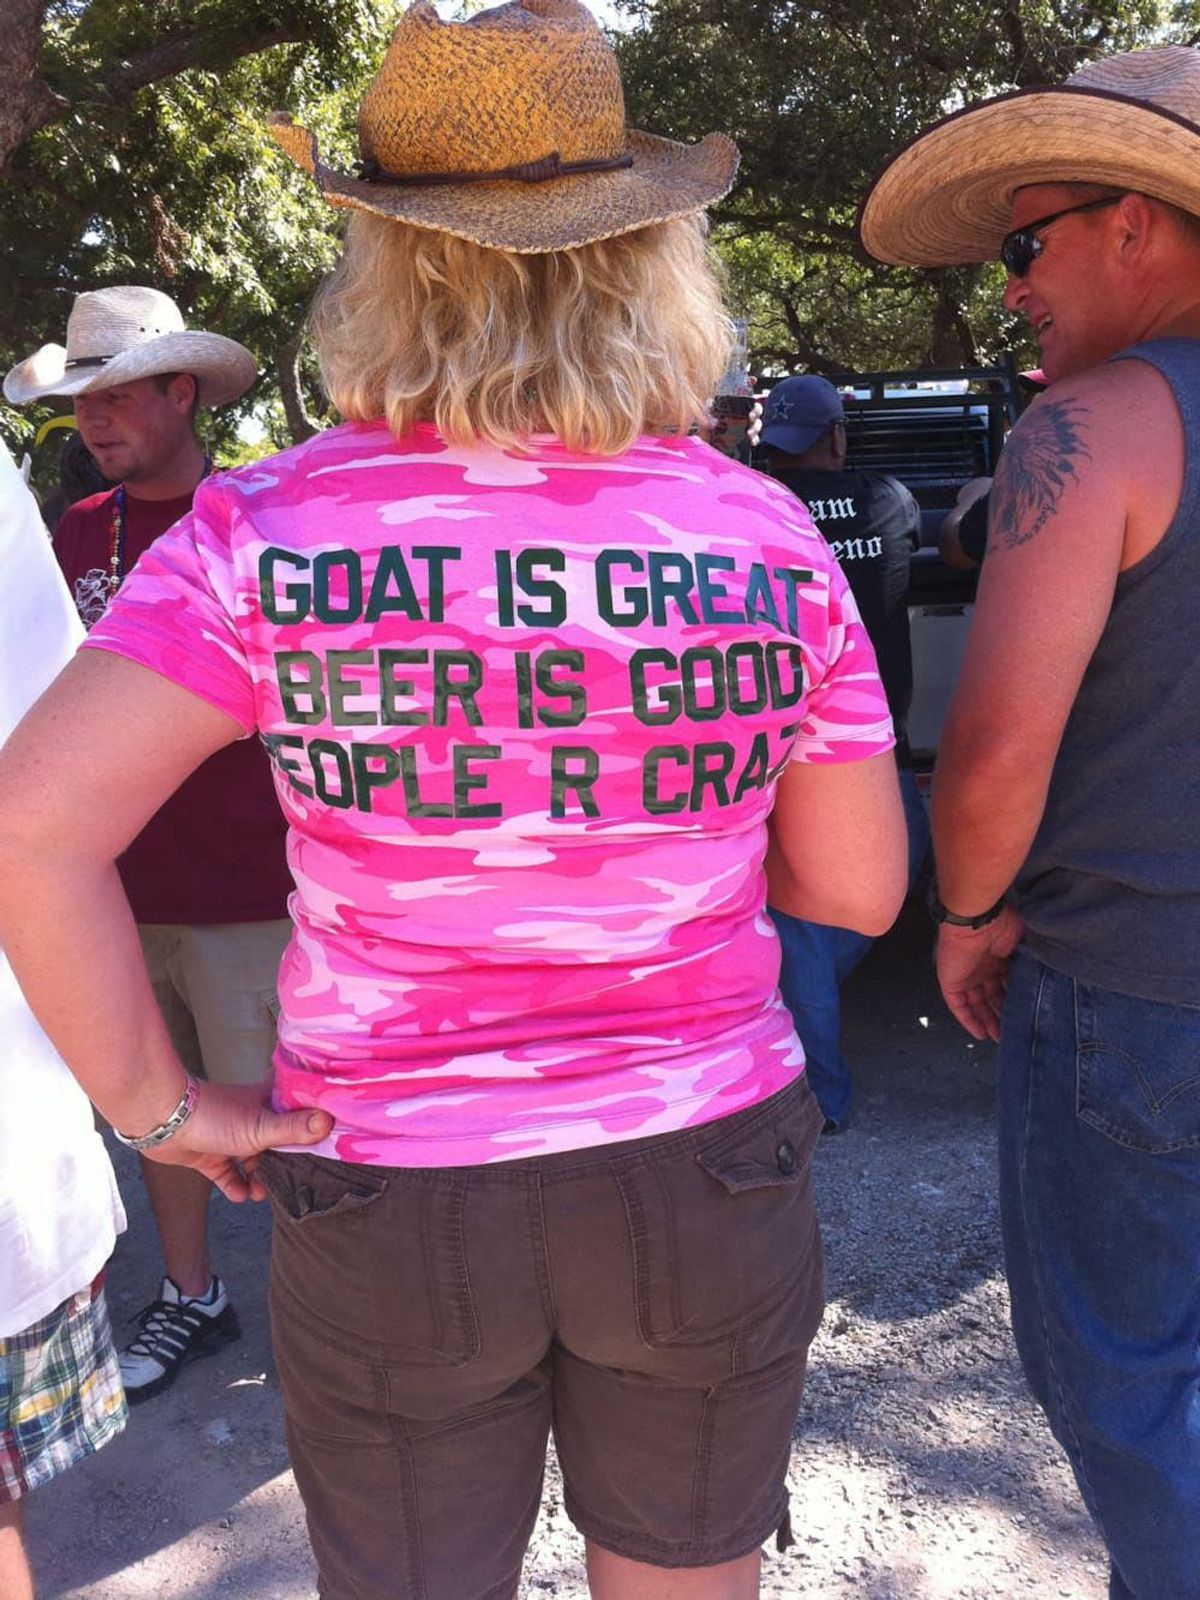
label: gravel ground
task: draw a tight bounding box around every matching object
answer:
[27,903,1107,1598]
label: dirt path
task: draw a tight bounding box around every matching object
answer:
[28,905,1107,1598]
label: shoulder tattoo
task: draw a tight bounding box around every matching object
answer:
[989,397,1092,553]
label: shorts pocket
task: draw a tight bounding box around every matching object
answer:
[615,1081,822,1348]
[1075,981,1200,1153]
[257,1148,389,1222]
[263,1153,480,1367]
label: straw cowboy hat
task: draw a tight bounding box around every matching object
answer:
[267,0,739,254]
[859,46,1200,267]
[4,286,257,408]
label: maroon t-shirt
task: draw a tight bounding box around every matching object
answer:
[54,486,292,925]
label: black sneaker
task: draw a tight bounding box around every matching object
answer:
[119,1276,241,1404]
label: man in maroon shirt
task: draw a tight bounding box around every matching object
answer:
[5,287,293,1403]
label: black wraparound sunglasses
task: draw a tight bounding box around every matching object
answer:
[1000,195,1124,277]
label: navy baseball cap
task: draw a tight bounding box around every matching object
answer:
[759,375,844,455]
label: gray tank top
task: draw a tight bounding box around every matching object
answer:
[1016,338,1200,1004]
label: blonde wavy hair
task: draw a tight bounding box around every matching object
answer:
[311,211,733,455]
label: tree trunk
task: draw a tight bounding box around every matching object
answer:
[0,0,60,173]
[279,329,320,444]
[926,268,980,367]
[998,0,1052,87]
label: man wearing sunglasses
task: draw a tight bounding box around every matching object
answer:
[861,47,1200,1600]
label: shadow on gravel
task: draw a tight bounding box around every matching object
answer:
[25,1176,304,1600]
[789,1346,1103,1587]
[810,898,1004,1322]
[779,903,1106,1592]
[843,898,997,1122]
[855,1565,930,1600]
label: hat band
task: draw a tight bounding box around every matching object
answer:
[354,149,634,188]
[64,356,115,371]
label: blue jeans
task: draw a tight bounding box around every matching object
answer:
[998,954,1200,1599]
[771,769,929,1127]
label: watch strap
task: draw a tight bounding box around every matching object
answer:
[926,881,1005,930]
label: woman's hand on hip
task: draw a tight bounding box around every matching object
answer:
[145,1080,334,1203]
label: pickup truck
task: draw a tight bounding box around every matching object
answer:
[822,360,1027,771]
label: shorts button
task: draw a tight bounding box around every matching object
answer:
[776,1141,798,1176]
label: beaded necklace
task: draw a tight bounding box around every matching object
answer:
[106,455,213,599]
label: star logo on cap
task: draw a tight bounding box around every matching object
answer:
[769,396,793,422]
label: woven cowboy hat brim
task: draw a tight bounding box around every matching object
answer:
[859,84,1200,267]
[267,116,739,252]
[3,331,257,409]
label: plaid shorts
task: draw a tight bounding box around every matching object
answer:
[0,1275,127,1503]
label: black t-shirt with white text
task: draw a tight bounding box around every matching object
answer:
[767,466,920,764]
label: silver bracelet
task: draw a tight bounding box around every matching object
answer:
[113,1074,200,1150]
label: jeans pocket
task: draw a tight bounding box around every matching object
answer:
[1075,981,1200,1153]
[615,1080,822,1348]
[264,1154,480,1367]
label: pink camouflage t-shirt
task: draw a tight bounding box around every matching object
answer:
[86,421,894,1167]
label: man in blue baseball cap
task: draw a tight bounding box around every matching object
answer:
[759,373,847,456]
[759,375,926,1131]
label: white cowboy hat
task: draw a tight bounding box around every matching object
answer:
[267,0,739,255]
[859,46,1200,267]
[4,286,257,408]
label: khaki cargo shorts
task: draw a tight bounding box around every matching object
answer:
[139,919,290,1086]
[259,1074,825,1600]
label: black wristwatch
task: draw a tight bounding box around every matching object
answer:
[926,879,1006,930]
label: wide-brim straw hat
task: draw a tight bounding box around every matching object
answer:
[267,0,739,254]
[4,286,257,408]
[859,47,1200,267]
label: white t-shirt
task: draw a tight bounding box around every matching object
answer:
[0,440,125,1336]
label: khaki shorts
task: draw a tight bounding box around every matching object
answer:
[259,1075,825,1600]
[139,920,290,1086]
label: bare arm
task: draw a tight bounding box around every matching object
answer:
[937,477,991,569]
[932,365,1180,1037]
[934,381,1134,914]
[766,750,908,935]
[0,650,329,1197]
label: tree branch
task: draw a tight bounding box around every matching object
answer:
[278,328,320,445]
[101,25,306,102]
[4,164,94,220]
[715,210,859,247]
[1,12,309,169]
[774,290,842,375]
[998,0,1052,87]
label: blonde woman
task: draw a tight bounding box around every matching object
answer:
[0,4,906,1597]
